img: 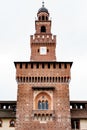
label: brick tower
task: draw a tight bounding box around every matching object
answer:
[14,2,73,130]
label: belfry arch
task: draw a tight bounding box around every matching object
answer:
[41,26,46,32]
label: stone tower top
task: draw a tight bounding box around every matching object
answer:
[30,2,56,61]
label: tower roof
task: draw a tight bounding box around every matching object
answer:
[38,1,49,14]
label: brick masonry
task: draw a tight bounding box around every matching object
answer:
[15,3,72,130]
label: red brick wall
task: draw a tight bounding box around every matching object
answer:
[15,7,72,130]
[15,62,72,130]
[30,35,56,61]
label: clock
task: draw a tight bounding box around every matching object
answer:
[40,47,47,55]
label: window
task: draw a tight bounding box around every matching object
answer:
[39,16,41,21]
[40,47,47,55]
[29,77,31,82]
[42,16,45,20]
[71,120,80,129]
[32,77,34,82]
[3,105,6,109]
[46,16,48,21]
[41,26,46,32]
[38,101,42,109]
[38,100,49,110]
[0,120,2,127]
[42,101,45,109]
[35,77,37,82]
[46,101,48,109]
[34,92,51,110]
[38,77,40,82]
[10,120,15,127]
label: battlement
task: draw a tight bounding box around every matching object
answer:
[30,34,56,44]
[14,61,72,85]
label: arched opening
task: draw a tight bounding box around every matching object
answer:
[42,101,45,109]
[0,120,2,127]
[39,16,41,21]
[41,26,46,33]
[46,16,48,20]
[58,77,60,82]
[38,101,42,109]
[35,92,51,110]
[44,77,46,82]
[64,77,66,82]
[38,100,49,110]
[61,77,63,82]
[42,15,45,20]
[10,120,15,127]
[42,114,45,121]
[34,114,37,120]
[46,100,48,109]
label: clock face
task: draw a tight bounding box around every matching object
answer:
[40,47,47,55]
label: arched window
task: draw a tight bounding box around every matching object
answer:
[38,101,42,109]
[38,77,40,82]
[42,101,45,109]
[41,77,43,82]
[3,105,6,109]
[42,114,45,121]
[56,77,57,82]
[35,77,37,82]
[32,77,34,82]
[39,16,41,21]
[41,26,46,33]
[35,92,51,110]
[47,77,49,82]
[38,100,49,110]
[64,77,66,82]
[58,77,60,82]
[0,120,2,127]
[44,77,46,82]
[46,101,48,109]
[61,77,63,82]
[42,16,45,20]
[10,120,15,127]
[46,16,48,21]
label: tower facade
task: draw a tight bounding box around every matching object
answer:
[14,3,72,130]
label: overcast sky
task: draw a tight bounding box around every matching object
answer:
[0,0,87,101]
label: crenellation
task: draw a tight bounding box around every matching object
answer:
[30,34,56,44]
[15,62,72,70]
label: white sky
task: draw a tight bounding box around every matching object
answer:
[0,0,87,101]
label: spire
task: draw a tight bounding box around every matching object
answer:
[42,1,44,7]
[38,1,49,14]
